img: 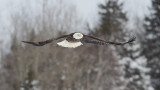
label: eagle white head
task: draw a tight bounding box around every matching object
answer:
[73,33,83,39]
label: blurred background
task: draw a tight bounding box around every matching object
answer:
[0,0,159,90]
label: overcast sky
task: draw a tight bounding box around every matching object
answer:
[0,0,151,52]
[69,0,152,29]
[0,0,152,31]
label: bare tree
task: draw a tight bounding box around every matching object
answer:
[0,0,124,90]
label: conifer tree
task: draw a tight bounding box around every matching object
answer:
[98,0,154,90]
[97,0,127,39]
[142,0,160,89]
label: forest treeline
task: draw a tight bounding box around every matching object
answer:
[0,0,159,90]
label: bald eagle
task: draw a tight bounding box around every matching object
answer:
[22,32,136,48]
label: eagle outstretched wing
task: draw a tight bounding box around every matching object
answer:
[22,35,68,46]
[22,39,54,46]
[82,35,136,45]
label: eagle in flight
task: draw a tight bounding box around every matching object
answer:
[22,32,136,48]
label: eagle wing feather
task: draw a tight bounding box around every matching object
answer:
[82,35,136,45]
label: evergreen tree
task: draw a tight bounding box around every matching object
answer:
[97,0,154,90]
[97,0,127,39]
[143,0,160,89]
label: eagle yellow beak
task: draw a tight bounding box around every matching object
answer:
[78,34,82,37]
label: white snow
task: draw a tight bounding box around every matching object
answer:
[61,74,66,80]
[31,80,39,85]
